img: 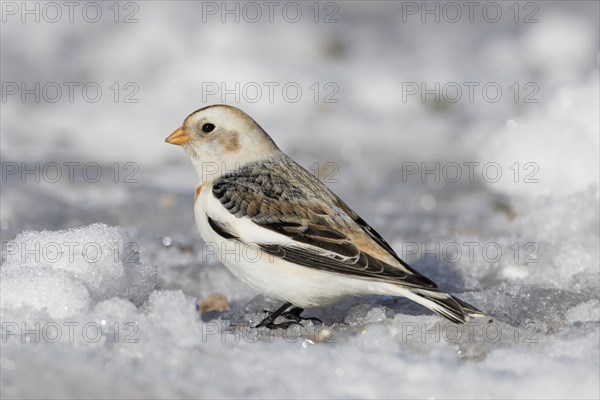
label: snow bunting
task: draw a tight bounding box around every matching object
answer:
[166,104,484,328]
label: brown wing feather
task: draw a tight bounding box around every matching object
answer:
[212,155,436,289]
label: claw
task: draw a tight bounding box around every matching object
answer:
[254,302,292,330]
[254,320,303,329]
[282,307,323,325]
[276,321,304,329]
[254,303,321,329]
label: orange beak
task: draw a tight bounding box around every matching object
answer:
[165,126,191,146]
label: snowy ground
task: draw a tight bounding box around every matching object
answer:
[1,1,599,399]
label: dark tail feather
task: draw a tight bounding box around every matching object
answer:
[405,288,485,324]
[452,295,485,317]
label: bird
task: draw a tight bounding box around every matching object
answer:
[165,104,484,328]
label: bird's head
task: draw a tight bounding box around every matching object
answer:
[166,104,280,182]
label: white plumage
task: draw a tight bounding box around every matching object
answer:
[166,104,485,325]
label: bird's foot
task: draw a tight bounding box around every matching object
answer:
[254,318,303,329]
[282,307,323,325]
[255,303,319,329]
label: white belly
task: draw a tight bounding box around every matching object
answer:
[193,184,397,308]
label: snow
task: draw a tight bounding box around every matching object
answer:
[1,1,599,399]
[2,224,157,314]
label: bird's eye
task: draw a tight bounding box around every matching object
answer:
[202,123,215,133]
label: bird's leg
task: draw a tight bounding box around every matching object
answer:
[255,302,303,329]
[282,307,323,324]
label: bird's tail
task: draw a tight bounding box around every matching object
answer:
[402,288,485,324]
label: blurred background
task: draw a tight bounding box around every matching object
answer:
[2,0,598,239]
[1,1,599,399]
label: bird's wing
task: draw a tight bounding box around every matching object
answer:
[208,156,436,289]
